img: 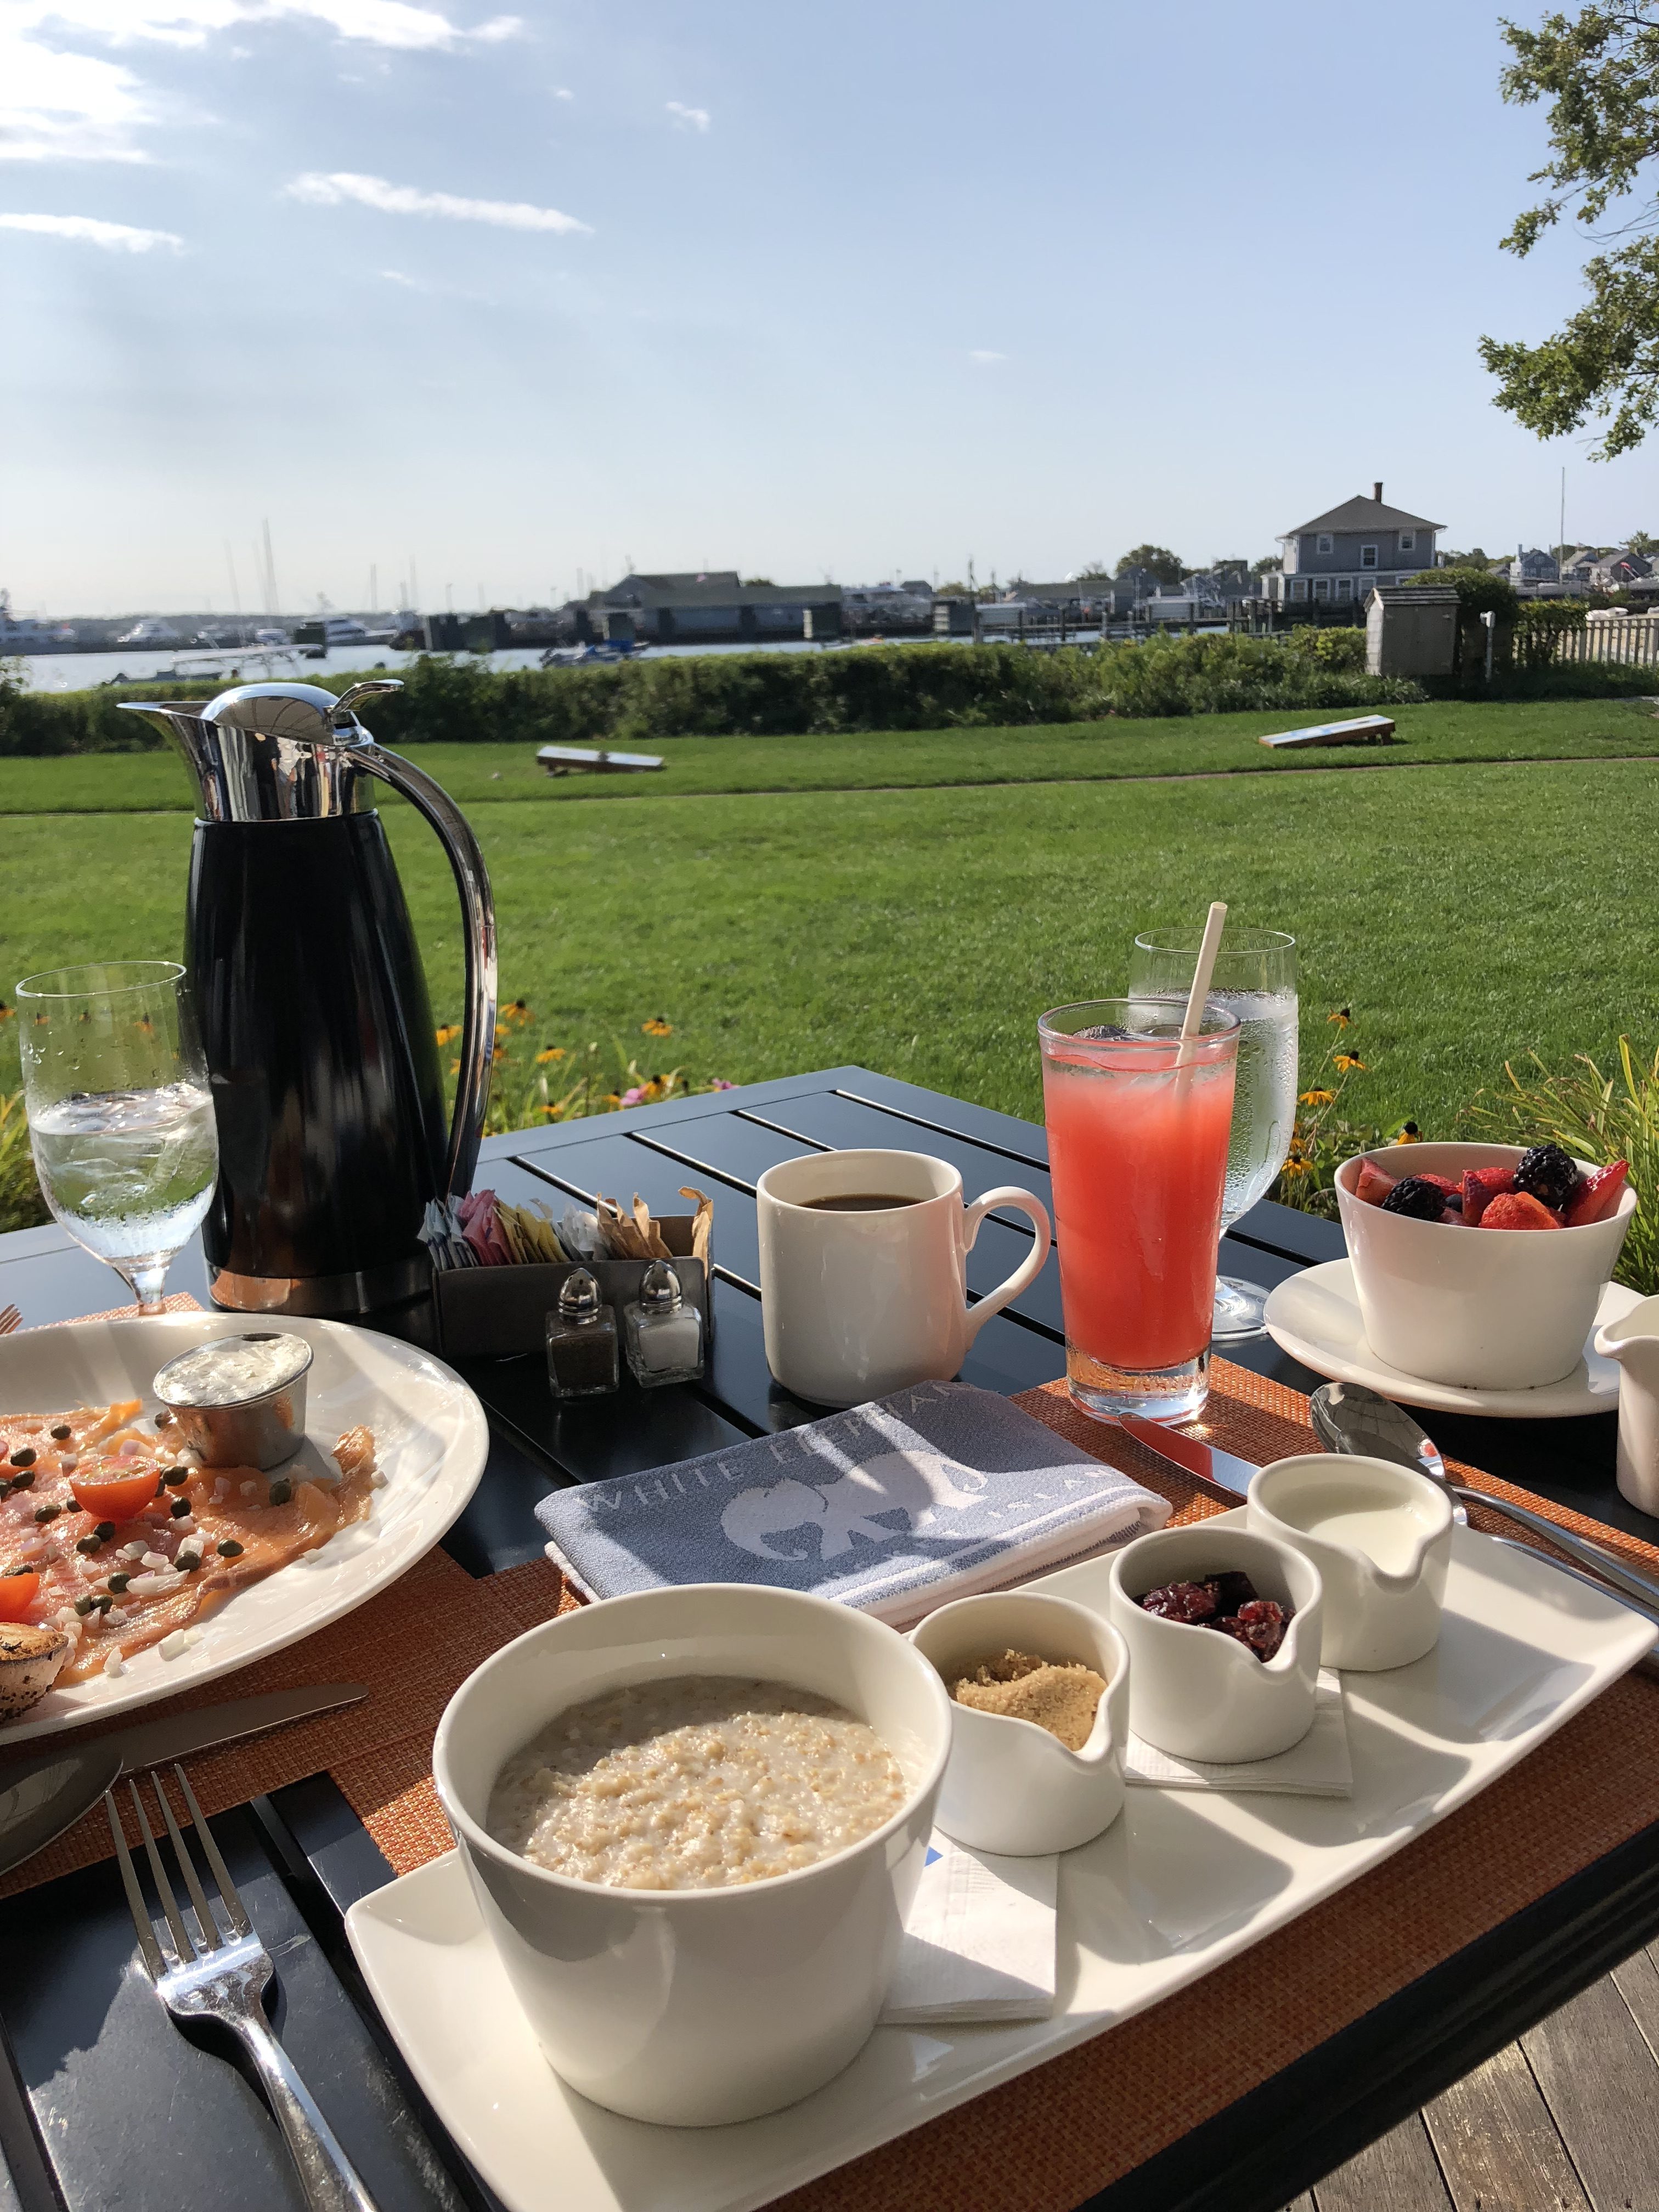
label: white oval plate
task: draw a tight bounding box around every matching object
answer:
[0,1312,488,1746]
[1263,1257,1643,1417]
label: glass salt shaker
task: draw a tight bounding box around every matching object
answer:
[545,1268,619,1399]
[623,1259,704,1387]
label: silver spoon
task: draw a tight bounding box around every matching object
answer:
[1308,1380,1659,1618]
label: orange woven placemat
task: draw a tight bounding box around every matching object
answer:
[5,1346,1659,2212]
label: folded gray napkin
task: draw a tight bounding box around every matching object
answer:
[534,1380,1169,1624]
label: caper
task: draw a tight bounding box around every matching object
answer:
[161,1466,190,1489]
[94,1521,116,1542]
[107,1571,131,1593]
[8,1469,35,1492]
[8,1448,36,1470]
[169,1497,191,1519]
[268,1478,292,1507]
[75,1533,102,1555]
[32,1503,59,1523]
[73,1595,96,1616]
[216,1539,244,1558]
[49,1425,72,1441]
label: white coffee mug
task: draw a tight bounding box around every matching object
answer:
[756,1147,1052,1407]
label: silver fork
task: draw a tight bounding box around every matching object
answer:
[106,1768,381,2212]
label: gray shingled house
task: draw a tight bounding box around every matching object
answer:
[1261,483,1442,612]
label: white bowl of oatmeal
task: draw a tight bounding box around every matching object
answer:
[432,1583,952,2128]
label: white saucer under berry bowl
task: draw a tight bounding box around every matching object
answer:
[1263,1258,1641,1418]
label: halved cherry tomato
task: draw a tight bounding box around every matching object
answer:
[0,1573,41,1621]
[69,1470,163,1523]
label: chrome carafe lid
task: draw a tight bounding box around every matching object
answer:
[120,679,404,822]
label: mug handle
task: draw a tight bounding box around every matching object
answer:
[961,1188,1053,1346]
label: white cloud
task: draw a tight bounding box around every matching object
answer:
[551,83,572,98]
[289,169,591,233]
[0,208,182,249]
[970,349,1006,364]
[665,100,709,132]
[0,2,525,163]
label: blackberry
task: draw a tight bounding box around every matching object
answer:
[1380,1176,1449,1221]
[1515,1142,1578,1214]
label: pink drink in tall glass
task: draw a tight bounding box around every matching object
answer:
[1039,1001,1239,1423]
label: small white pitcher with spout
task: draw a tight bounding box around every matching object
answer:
[1248,1454,1454,1672]
[1595,1296,1659,1515]
[910,1592,1129,1856]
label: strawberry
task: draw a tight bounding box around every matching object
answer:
[1480,1190,1561,1231]
[1414,1173,1461,1197]
[1564,1159,1629,1227]
[1354,1159,1397,1207]
[1461,1166,1516,1227]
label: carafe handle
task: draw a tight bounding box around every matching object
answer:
[350,744,498,1203]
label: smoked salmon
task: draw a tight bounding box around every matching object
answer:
[0,1400,379,1688]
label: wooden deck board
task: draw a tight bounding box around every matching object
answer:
[1308,2115,1453,2211]
[1521,1972,1659,2211]
[1424,2041,1589,2210]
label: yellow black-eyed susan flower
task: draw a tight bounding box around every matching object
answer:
[0,1002,11,1020]
[641,1017,673,1038]
[1391,1120,1423,1144]
[1280,1156,1314,1179]
[506,998,532,1025]
[435,1023,461,1046]
[535,1046,566,1065]
[1299,1087,1335,1108]
[1327,1008,1352,1028]
[1333,1051,1366,1073]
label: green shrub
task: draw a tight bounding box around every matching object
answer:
[1404,566,1521,620]
[0,639,1429,757]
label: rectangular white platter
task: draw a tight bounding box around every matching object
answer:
[345,1519,1655,2212]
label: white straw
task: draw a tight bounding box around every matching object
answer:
[1178,901,1228,1059]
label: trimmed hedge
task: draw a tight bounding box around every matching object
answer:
[0,637,1427,757]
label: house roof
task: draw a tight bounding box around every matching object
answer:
[1280,494,1445,539]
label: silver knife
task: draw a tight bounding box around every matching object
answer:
[0,1681,368,1878]
[1119,1412,1257,1501]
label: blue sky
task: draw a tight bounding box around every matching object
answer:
[1,0,1654,614]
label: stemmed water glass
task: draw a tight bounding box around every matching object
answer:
[17,961,218,1315]
[1128,927,1298,1343]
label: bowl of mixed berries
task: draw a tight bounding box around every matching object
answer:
[1335,1141,1637,1390]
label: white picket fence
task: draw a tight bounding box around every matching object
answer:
[1545,618,1659,668]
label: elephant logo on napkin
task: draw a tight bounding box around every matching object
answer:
[720,1451,988,1561]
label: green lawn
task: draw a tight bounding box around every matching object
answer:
[3,710,1657,1142]
[2,696,1656,815]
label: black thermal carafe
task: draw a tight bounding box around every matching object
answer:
[123,680,496,1323]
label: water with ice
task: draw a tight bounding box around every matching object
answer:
[1210,990,1299,1228]
[30,1083,218,1263]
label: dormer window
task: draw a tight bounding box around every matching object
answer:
[1361,545,1378,569]
[1399,531,1415,552]
[1316,533,1333,555]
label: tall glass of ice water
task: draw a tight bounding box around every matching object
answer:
[18,962,218,1314]
[1128,928,1298,1343]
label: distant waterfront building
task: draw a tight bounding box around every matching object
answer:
[1260,484,1442,610]
[1491,546,1560,587]
[582,572,842,644]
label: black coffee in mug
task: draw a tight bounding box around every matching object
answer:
[800,1193,919,1213]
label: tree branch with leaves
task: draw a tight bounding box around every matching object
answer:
[1482,4,1659,455]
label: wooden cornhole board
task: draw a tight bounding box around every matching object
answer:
[537,744,665,775]
[1258,714,1397,750]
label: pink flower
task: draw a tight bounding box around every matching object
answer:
[708,1077,735,1091]
[620,1084,647,1107]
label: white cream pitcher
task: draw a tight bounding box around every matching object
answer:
[1595,1295,1659,1516]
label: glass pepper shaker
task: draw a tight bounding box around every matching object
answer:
[623,1260,704,1387]
[545,1268,619,1399]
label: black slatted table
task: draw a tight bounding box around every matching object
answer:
[1,1066,1656,2212]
